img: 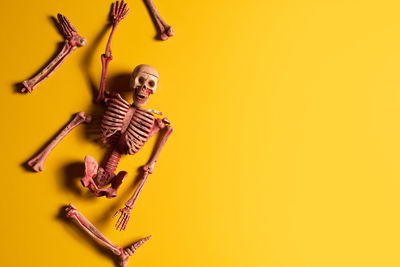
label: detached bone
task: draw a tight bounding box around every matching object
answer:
[144,0,174,40]
[21,14,87,93]
[28,112,92,172]
[65,203,151,267]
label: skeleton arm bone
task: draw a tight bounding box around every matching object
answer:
[114,118,173,230]
[143,118,173,173]
[97,1,129,103]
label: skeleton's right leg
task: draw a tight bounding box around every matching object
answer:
[65,203,151,267]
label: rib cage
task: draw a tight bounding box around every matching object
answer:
[101,94,130,143]
[101,93,156,155]
[125,109,155,155]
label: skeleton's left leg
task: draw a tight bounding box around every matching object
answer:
[65,204,151,267]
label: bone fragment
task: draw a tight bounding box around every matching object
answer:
[28,112,92,172]
[143,0,174,40]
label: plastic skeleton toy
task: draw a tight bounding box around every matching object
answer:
[20,0,173,94]
[84,62,174,219]
[25,1,174,265]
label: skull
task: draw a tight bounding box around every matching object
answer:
[130,64,159,108]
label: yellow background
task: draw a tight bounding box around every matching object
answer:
[1,0,400,266]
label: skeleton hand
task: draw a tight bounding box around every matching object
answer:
[112,0,129,25]
[113,205,132,231]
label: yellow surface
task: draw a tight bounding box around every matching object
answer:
[1,0,400,266]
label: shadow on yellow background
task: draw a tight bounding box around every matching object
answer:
[1,0,400,266]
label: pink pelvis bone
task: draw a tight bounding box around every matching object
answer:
[65,204,151,267]
[21,14,87,93]
[144,0,174,41]
[97,1,129,103]
[81,152,128,199]
[27,112,92,172]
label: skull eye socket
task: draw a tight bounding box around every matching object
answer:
[138,77,145,84]
[148,80,155,88]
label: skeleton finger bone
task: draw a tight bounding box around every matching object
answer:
[112,0,130,24]
[143,0,174,41]
[65,204,151,267]
[114,171,149,231]
[28,112,92,172]
[21,14,86,93]
[114,206,132,231]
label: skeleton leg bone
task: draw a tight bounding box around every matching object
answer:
[65,204,151,267]
[28,112,92,172]
[143,0,174,41]
[21,14,86,93]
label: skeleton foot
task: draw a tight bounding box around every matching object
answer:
[144,0,174,40]
[119,236,152,267]
[28,112,92,172]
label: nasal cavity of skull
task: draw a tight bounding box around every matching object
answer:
[136,87,149,100]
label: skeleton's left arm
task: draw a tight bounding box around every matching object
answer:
[113,117,173,230]
[96,1,129,103]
